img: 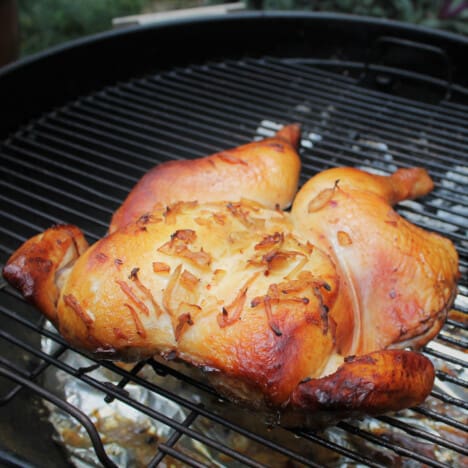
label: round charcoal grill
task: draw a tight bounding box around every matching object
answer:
[0,12,467,468]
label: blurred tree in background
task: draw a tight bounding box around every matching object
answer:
[17,0,468,57]
[252,1,468,35]
[18,0,149,55]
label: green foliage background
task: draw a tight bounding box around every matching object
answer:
[18,0,150,55]
[18,0,468,57]
[254,1,468,35]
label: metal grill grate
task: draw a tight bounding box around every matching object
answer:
[0,57,467,467]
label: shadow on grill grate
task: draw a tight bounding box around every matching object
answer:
[0,57,467,467]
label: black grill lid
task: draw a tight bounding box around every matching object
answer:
[0,13,467,468]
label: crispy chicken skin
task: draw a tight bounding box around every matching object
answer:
[109,124,301,233]
[2,133,460,425]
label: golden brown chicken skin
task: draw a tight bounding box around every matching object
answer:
[109,124,302,233]
[291,167,459,355]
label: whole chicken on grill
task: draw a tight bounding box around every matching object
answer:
[3,124,459,426]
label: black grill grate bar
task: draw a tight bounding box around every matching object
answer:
[412,406,468,432]
[0,301,328,467]
[216,59,468,137]
[103,85,254,139]
[0,225,31,245]
[424,347,468,371]
[442,99,468,116]
[14,133,139,185]
[0,191,99,242]
[259,57,468,125]
[457,262,468,276]
[280,58,355,83]
[155,444,210,468]
[0,364,118,468]
[103,361,147,404]
[148,411,200,468]
[48,111,205,163]
[0,164,115,216]
[0,180,109,230]
[57,106,221,156]
[445,308,468,332]
[0,244,13,256]
[294,429,384,468]
[446,318,468,330]
[162,63,468,168]
[1,144,125,204]
[77,96,244,151]
[337,421,448,468]
[429,389,468,410]
[172,63,468,155]
[0,326,270,468]
[436,333,468,349]
[35,120,164,167]
[376,415,468,455]
[3,143,125,199]
[31,126,149,175]
[435,370,468,389]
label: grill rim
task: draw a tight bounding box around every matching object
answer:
[2,10,468,77]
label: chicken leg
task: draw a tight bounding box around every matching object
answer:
[291,167,459,355]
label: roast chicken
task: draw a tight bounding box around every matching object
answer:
[3,124,459,427]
